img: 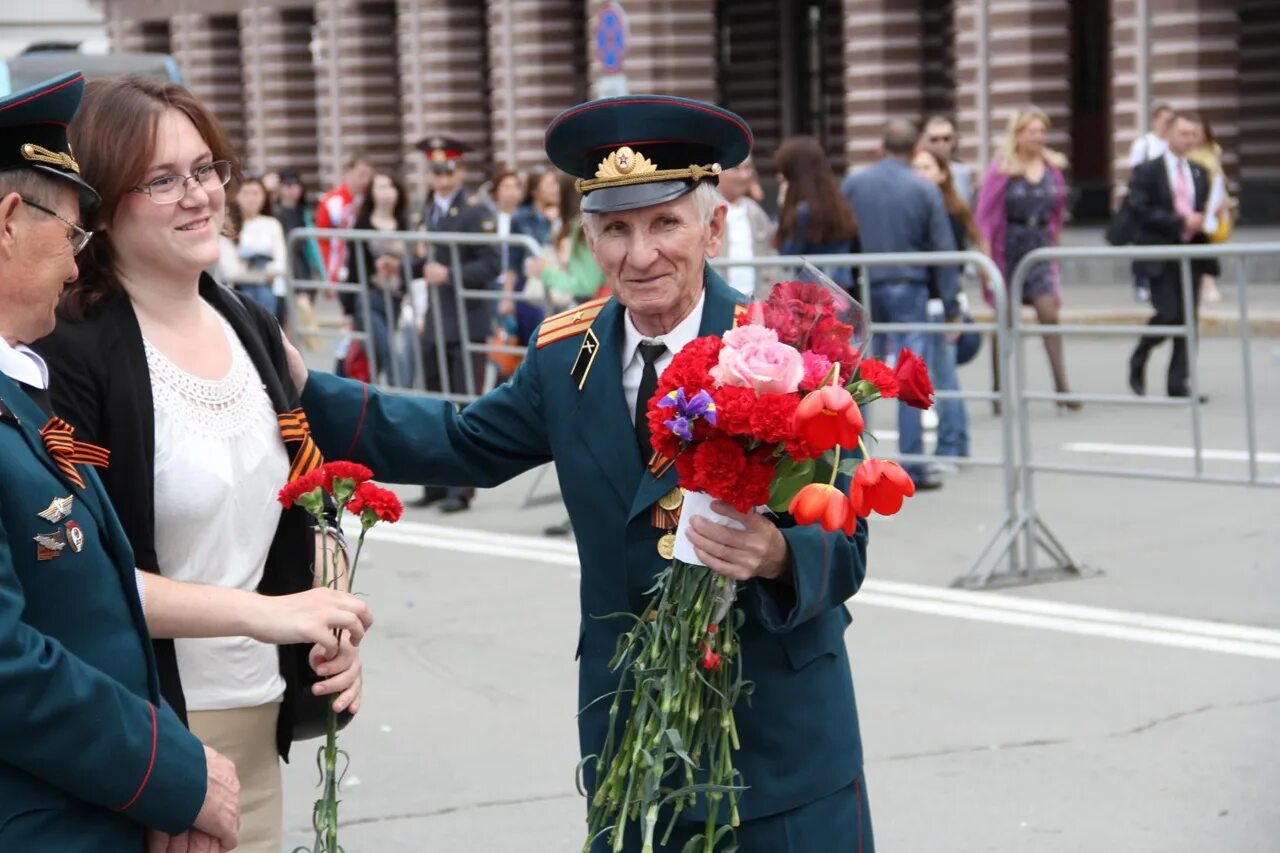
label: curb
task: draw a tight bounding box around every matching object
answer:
[970,308,1280,337]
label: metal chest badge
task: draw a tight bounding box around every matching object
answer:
[34,529,67,561]
[37,495,74,524]
[64,520,85,553]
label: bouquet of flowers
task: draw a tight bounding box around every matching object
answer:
[278,461,403,853]
[584,269,932,852]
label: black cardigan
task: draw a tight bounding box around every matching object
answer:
[34,274,318,759]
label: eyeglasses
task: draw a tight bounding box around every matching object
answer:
[131,160,232,204]
[20,196,93,255]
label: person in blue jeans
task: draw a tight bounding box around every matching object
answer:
[913,147,983,460]
[843,120,959,489]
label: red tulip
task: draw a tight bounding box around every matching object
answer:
[848,459,917,518]
[794,385,864,452]
[788,482,852,533]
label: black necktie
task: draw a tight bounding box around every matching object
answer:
[634,341,667,463]
[18,382,52,418]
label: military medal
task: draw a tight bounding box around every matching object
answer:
[657,487,684,512]
[570,328,601,390]
[64,520,85,553]
[37,495,74,524]
[656,533,676,560]
[34,529,67,561]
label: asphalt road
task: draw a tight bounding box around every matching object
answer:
[282,309,1280,852]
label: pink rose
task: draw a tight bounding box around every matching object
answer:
[799,351,834,391]
[710,324,805,395]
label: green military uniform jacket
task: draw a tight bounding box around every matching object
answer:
[0,373,206,850]
[301,269,867,822]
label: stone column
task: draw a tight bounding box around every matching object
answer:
[954,0,1071,171]
[310,2,402,189]
[487,0,587,176]
[397,0,491,204]
[170,13,247,155]
[842,0,925,170]
[237,5,320,184]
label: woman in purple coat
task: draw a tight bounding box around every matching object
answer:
[975,106,1078,409]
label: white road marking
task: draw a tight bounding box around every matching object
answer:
[351,520,1280,661]
[1062,441,1280,464]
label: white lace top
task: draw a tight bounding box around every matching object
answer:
[147,312,289,711]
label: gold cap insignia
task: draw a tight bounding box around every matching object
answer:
[595,146,656,180]
[430,149,447,163]
[576,145,721,195]
[21,143,80,175]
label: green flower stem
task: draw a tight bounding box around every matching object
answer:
[828,445,842,487]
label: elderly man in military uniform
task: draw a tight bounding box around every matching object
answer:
[286,96,873,851]
[411,135,501,513]
[0,72,239,852]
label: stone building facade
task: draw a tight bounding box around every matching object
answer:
[102,0,1279,219]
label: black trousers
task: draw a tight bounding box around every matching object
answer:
[419,338,485,502]
[1132,261,1202,395]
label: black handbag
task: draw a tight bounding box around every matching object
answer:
[1105,201,1138,246]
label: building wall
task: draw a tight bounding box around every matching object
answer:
[99,0,1272,220]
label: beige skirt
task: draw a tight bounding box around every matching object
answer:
[187,703,282,853]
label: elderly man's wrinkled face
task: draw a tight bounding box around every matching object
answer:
[587,192,724,328]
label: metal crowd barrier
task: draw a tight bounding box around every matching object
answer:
[282,235,1276,592]
[989,242,1280,589]
[284,228,550,403]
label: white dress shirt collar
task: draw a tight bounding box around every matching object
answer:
[0,337,49,389]
[622,289,706,368]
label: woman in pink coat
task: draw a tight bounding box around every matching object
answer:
[975,106,1077,410]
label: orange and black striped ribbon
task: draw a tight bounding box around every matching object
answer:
[651,501,681,531]
[277,407,325,483]
[39,417,110,490]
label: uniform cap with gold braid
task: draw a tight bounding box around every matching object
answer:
[0,71,99,207]
[415,134,469,173]
[544,95,752,214]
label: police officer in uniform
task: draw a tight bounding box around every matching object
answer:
[0,72,239,852]
[413,136,501,512]
[287,96,874,851]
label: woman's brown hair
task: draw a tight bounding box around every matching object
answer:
[915,148,983,249]
[774,135,857,248]
[61,75,240,321]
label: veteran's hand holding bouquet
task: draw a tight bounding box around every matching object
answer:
[585,271,933,852]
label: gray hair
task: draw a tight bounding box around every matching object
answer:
[0,170,67,208]
[582,179,725,239]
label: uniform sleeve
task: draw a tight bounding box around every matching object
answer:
[749,477,869,633]
[301,333,553,487]
[0,508,207,833]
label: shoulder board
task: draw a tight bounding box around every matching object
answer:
[536,296,610,349]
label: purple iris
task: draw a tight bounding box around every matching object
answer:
[657,388,717,442]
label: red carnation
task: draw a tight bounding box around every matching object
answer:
[348,481,404,524]
[278,469,324,508]
[749,393,800,444]
[691,435,746,495]
[893,348,934,410]
[320,461,374,491]
[710,385,756,437]
[856,358,899,399]
[806,316,860,382]
[655,336,723,400]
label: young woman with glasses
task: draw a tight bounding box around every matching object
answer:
[33,75,372,853]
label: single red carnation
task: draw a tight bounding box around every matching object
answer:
[348,481,404,523]
[710,385,756,437]
[856,358,899,398]
[655,336,723,399]
[674,448,704,493]
[691,436,746,498]
[320,461,374,491]
[806,316,860,382]
[749,393,800,444]
[277,469,324,508]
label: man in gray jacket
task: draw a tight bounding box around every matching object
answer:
[842,120,958,491]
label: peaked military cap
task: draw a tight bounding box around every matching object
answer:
[415,135,469,171]
[544,94,752,213]
[0,71,98,206]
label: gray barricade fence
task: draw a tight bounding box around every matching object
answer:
[994,242,1280,589]
[285,228,550,404]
